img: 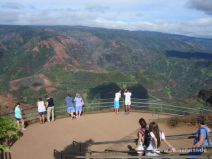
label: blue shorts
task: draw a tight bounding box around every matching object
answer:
[67,106,75,113]
[16,118,22,121]
[114,100,120,109]
[38,111,46,116]
[75,106,82,112]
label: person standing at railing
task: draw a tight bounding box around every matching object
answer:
[124,89,132,113]
[74,93,83,118]
[65,94,75,119]
[14,102,26,131]
[114,90,121,114]
[45,95,55,122]
[37,98,46,124]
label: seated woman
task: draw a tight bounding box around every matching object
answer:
[193,116,211,148]
[145,121,175,156]
[136,118,147,154]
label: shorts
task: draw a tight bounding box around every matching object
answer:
[75,106,82,112]
[16,118,22,121]
[38,111,46,116]
[67,106,75,113]
[114,100,120,109]
[136,142,144,153]
[125,100,131,105]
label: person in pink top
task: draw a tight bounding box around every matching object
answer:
[136,118,147,154]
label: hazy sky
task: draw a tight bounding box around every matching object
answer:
[0,0,212,38]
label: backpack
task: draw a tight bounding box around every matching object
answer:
[143,129,151,148]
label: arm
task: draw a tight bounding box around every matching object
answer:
[45,101,48,108]
[193,134,204,147]
[137,132,144,145]
[161,132,175,152]
[152,136,158,149]
[163,140,176,152]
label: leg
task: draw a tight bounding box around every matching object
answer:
[16,120,20,128]
[42,114,45,123]
[78,106,82,117]
[21,119,26,130]
[70,112,73,119]
[39,115,42,123]
[47,107,51,122]
[51,107,54,121]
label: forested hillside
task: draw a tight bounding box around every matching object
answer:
[0,25,211,108]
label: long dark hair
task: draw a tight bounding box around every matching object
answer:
[139,118,147,129]
[149,122,161,147]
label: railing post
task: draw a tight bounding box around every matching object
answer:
[0,149,3,159]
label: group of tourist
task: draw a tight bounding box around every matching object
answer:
[14,93,84,130]
[65,93,84,119]
[114,89,132,114]
[14,90,211,157]
[136,116,211,156]
[14,95,55,130]
[37,95,55,124]
[136,118,175,156]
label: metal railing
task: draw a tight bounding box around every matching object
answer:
[2,98,212,123]
[2,98,212,159]
[0,150,11,159]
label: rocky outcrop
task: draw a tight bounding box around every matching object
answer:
[198,89,212,106]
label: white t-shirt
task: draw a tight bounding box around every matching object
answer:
[115,92,121,101]
[147,131,165,151]
[124,92,132,102]
[37,101,46,112]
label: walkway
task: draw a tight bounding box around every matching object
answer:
[11,112,196,159]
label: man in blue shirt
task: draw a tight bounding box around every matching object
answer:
[193,116,211,147]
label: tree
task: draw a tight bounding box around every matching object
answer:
[0,117,19,151]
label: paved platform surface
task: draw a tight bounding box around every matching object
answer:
[11,112,196,159]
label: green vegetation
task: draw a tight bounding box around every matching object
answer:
[0,26,211,108]
[0,117,19,151]
[167,114,212,127]
[44,68,137,106]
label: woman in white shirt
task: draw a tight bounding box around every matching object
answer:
[146,121,175,156]
[37,98,46,124]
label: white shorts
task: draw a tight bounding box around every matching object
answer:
[136,142,144,154]
[125,100,131,105]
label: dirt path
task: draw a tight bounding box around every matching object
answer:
[11,112,196,159]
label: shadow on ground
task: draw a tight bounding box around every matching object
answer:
[54,139,94,159]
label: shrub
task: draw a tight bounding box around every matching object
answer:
[0,117,19,151]
[167,116,180,127]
